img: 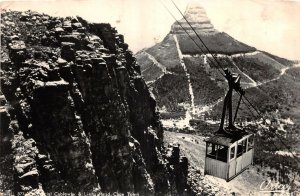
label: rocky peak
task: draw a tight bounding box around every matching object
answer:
[171,1,216,34]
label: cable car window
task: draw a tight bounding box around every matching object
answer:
[207,143,228,162]
[237,139,247,157]
[230,146,235,160]
[207,143,216,159]
[248,136,254,151]
[216,145,228,162]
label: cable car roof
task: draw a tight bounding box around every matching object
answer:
[205,127,251,147]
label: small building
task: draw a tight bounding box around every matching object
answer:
[204,128,254,181]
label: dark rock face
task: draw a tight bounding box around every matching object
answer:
[0,10,192,195]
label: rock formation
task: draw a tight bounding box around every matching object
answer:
[171,2,216,34]
[0,10,192,195]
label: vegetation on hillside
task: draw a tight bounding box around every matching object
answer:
[146,34,181,69]
[151,72,190,114]
[232,56,281,82]
[183,57,225,105]
[177,32,256,55]
[135,52,163,81]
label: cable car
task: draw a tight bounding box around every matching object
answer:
[204,69,254,181]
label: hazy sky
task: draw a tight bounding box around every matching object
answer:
[1,0,300,60]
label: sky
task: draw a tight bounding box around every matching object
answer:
[1,0,300,60]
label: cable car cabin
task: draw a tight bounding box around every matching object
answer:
[204,129,254,181]
[204,69,254,181]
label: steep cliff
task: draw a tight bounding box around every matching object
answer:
[0,10,191,195]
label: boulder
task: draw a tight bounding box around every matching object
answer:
[47,19,61,29]
[61,42,75,62]
[54,27,64,35]
[56,57,68,66]
[8,40,28,63]
[59,34,80,47]
[77,27,86,33]
[62,21,72,33]
[20,13,29,21]
[71,22,82,29]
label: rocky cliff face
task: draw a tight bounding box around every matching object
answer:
[0,10,191,195]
